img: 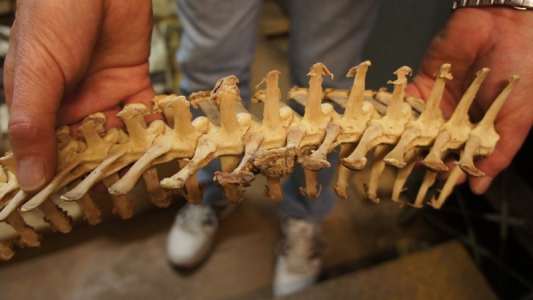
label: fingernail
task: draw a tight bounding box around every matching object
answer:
[18,156,46,191]
[473,176,493,195]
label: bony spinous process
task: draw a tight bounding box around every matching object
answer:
[0,61,519,260]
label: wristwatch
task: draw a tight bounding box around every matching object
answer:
[453,0,533,10]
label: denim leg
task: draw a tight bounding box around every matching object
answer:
[278,151,340,224]
[288,0,382,90]
[191,106,224,206]
[277,0,382,222]
[175,0,263,205]
[175,0,263,102]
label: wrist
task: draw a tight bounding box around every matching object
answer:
[453,0,533,10]
[449,4,533,38]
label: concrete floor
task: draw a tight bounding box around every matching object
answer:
[0,176,446,300]
[0,1,461,299]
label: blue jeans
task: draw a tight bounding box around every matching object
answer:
[176,0,381,223]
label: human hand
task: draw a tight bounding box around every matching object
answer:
[3,0,156,192]
[406,7,533,194]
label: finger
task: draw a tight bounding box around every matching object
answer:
[122,81,156,108]
[67,107,124,137]
[8,70,61,193]
[469,127,527,195]
[8,1,103,193]
[8,41,66,192]
[433,154,467,184]
[124,87,165,124]
[55,63,157,126]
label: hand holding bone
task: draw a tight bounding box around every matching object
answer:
[3,0,156,193]
[406,7,533,195]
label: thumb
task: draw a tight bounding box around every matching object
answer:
[5,35,63,194]
[468,118,529,195]
[8,112,58,193]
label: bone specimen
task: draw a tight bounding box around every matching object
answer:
[0,62,518,260]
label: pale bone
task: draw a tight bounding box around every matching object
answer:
[160,76,250,197]
[390,149,417,204]
[0,126,82,219]
[6,168,79,229]
[60,105,167,211]
[38,198,73,233]
[0,168,18,200]
[363,145,392,203]
[428,163,464,209]
[300,61,375,172]
[0,169,41,248]
[250,84,299,200]
[21,127,80,230]
[302,64,422,200]
[6,210,41,248]
[218,156,244,204]
[457,75,520,176]
[409,149,447,208]
[249,85,305,198]
[410,170,438,208]
[179,160,204,205]
[1,193,40,248]
[290,63,337,198]
[384,64,451,168]
[152,94,176,128]
[107,96,203,202]
[22,115,124,212]
[427,75,520,209]
[323,88,376,111]
[141,167,172,207]
[215,70,293,201]
[422,68,490,172]
[148,95,211,206]
[0,241,14,260]
[334,143,356,199]
[0,152,16,176]
[198,78,253,200]
[103,174,135,219]
[382,64,452,204]
[375,88,425,116]
[0,61,520,260]
[0,190,30,221]
[341,66,413,171]
[68,179,103,225]
[254,63,338,198]
[190,91,222,126]
[300,61,377,199]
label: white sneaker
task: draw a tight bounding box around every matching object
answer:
[272,218,321,297]
[166,204,219,268]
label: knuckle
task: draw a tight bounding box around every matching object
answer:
[7,119,46,146]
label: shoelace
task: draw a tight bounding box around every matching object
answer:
[282,227,321,273]
[177,205,215,234]
[286,236,314,273]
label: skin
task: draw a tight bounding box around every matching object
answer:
[406,8,533,194]
[4,0,156,192]
[3,3,532,196]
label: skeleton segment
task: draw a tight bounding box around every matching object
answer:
[158,76,253,204]
[291,63,338,198]
[215,70,293,201]
[429,74,520,209]
[0,62,518,260]
[340,66,414,203]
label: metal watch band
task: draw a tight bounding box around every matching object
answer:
[453,0,533,10]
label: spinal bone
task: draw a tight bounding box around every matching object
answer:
[0,62,518,260]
